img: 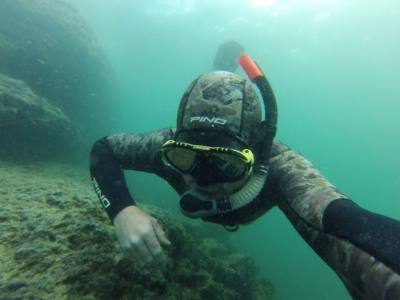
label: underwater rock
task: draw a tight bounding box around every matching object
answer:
[0,0,114,156]
[46,194,65,208]
[0,162,274,299]
[0,73,82,161]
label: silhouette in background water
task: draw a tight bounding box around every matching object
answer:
[90,42,400,300]
[213,41,245,72]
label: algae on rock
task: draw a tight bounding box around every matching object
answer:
[0,162,274,299]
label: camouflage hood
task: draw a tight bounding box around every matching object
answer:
[176,71,262,148]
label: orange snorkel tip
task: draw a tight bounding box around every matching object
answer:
[238,54,264,81]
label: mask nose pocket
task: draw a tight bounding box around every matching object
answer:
[190,156,218,186]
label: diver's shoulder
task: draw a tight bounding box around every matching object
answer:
[110,127,175,139]
[147,127,176,140]
[270,139,292,157]
[103,127,175,148]
[143,126,175,135]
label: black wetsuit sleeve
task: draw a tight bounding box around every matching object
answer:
[323,199,400,275]
[89,128,176,222]
[268,140,400,300]
[90,138,135,221]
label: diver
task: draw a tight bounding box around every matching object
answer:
[90,41,400,299]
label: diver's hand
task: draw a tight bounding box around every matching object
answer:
[113,205,171,265]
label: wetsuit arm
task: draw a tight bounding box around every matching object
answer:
[268,140,400,300]
[89,128,175,222]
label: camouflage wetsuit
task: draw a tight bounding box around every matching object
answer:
[91,128,400,300]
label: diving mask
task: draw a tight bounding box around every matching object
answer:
[161,140,254,182]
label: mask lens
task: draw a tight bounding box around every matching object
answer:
[165,148,196,172]
[211,153,247,179]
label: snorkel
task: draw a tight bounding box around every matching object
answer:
[239,55,277,169]
[179,54,278,220]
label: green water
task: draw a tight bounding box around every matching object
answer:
[72,1,400,299]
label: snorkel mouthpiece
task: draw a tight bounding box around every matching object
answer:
[180,165,268,219]
[180,190,232,218]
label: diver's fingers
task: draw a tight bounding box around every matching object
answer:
[131,236,154,265]
[143,231,166,264]
[152,218,171,247]
[120,240,142,264]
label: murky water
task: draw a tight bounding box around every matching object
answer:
[50,1,400,298]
